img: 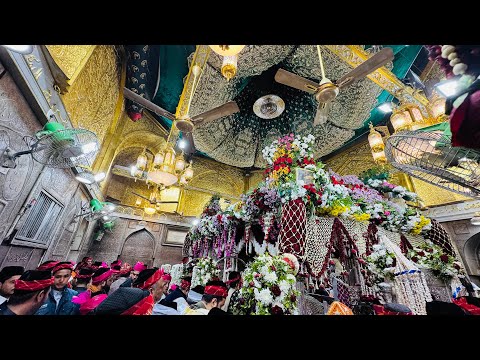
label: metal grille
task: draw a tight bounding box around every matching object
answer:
[16,191,63,244]
[385,130,480,197]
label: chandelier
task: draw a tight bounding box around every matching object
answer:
[131,144,193,187]
[368,90,449,165]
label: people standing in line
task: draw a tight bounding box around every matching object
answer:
[0,266,24,305]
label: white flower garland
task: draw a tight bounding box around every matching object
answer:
[379,234,432,314]
[191,257,220,288]
[170,264,185,287]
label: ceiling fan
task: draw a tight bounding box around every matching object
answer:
[274,46,394,126]
[123,87,240,153]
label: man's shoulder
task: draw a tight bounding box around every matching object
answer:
[65,287,78,296]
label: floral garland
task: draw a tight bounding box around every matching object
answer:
[234,253,300,315]
[169,264,187,287]
[191,257,220,288]
[185,133,436,261]
[365,243,397,283]
[407,240,462,281]
[366,179,418,202]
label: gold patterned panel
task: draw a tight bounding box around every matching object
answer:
[181,189,214,217]
[324,141,378,176]
[45,45,96,84]
[61,46,121,146]
[247,171,266,191]
[187,157,245,197]
[410,178,470,207]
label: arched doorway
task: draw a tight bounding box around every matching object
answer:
[120,229,154,267]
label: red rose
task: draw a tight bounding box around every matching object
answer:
[274,165,279,171]
[249,281,255,287]
[454,263,461,270]
[287,158,292,164]
[270,305,284,315]
[290,294,297,302]
[254,273,261,278]
[329,259,336,265]
[411,256,418,263]
[417,251,425,257]
[351,249,357,254]
[426,248,433,253]
[271,285,281,297]
[440,254,449,263]
[270,265,276,271]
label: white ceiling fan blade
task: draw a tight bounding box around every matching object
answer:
[274,68,318,94]
[191,101,240,125]
[313,101,332,126]
[123,87,176,120]
[335,47,394,89]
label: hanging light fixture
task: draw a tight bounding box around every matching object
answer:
[221,55,238,81]
[133,145,194,188]
[390,100,427,131]
[209,45,245,56]
[372,149,387,165]
[136,148,148,171]
[368,122,385,153]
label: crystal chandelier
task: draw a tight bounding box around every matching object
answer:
[131,145,193,187]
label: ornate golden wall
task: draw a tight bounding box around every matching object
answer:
[324,140,470,207]
[45,45,96,84]
[59,45,121,146]
[180,157,246,216]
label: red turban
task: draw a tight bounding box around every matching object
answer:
[91,269,113,285]
[121,294,155,315]
[37,261,59,271]
[136,269,162,290]
[15,277,54,292]
[204,285,228,298]
[52,262,74,274]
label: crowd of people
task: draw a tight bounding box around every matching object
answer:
[0,256,242,316]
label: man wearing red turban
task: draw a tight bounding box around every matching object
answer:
[129,268,171,315]
[0,270,53,315]
[35,261,79,315]
[186,280,228,315]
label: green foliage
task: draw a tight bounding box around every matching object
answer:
[359,165,391,183]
